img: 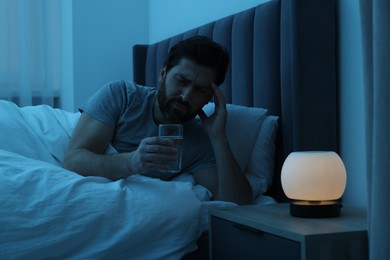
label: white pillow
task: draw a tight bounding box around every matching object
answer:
[202,103,268,171]
[245,115,278,197]
[202,103,278,198]
[0,100,59,165]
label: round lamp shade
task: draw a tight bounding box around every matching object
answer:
[281,151,347,201]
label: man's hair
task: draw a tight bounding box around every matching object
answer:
[162,36,229,86]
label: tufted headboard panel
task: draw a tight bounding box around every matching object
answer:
[133,0,337,202]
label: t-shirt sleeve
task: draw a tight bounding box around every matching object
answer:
[79,80,128,130]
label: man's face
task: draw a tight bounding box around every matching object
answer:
[157,58,217,123]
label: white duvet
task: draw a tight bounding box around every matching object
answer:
[0,151,203,259]
[0,100,240,259]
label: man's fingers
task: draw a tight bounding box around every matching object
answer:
[198,109,208,121]
[211,83,227,110]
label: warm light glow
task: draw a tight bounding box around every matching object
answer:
[281,151,347,201]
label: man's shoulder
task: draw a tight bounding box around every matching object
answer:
[120,81,157,98]
[99,81,157,107]
[104,80,156,93]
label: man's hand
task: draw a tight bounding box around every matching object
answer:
[197,83,228,140]
[129,137,179,173]
[64,113,179,180]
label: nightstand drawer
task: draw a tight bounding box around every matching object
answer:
[210,216,300,260]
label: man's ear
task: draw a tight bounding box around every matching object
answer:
[159,67,167,81]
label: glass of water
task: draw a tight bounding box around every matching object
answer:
[158,124,183,173]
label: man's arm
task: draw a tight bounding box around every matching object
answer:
[64,113,133,180]
[64,112,178,180]
[195,84,252,205]
[193,138,253,205]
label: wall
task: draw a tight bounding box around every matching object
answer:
[337,0,367,207]
[65,0,148,111]
[61,0,74,111]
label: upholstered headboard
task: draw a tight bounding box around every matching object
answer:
[132,0,337,202]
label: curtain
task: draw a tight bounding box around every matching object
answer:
[0,0,62,107]
[359,0,390,259]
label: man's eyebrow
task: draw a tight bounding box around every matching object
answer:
[175,73,212,89]
[175,73,191,80]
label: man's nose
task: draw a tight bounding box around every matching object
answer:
[180,86,194,102]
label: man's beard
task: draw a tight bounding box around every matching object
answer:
[157,79,199,123]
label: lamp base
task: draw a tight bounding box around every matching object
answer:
[289,200,342,218]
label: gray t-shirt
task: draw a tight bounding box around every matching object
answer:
[80,80,216,180]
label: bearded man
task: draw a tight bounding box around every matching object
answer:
[64,36,252,205]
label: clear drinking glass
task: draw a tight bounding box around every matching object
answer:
[158,124,183,173]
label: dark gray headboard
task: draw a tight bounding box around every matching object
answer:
[132,0,337,202]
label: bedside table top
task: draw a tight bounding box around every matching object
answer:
[209,203,367,243]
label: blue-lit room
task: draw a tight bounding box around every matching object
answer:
[0,0,389,259]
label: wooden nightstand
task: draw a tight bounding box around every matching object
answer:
[209,203,368,260]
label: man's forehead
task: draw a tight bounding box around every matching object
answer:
[170,59,217,82]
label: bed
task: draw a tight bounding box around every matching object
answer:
[0,0,337,259]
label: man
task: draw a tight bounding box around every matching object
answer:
[64,36,252,205]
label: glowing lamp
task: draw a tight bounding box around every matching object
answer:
[281,151,347,218]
